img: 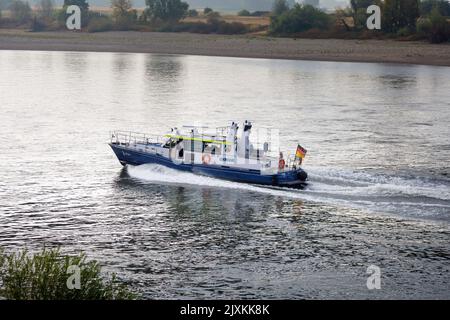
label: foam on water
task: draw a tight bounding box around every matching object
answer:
[305,166,450,201]
[126,164,307,200]
[126,164,450,221]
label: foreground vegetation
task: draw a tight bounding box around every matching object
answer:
[0,248,136,300]
[0,0,449,43]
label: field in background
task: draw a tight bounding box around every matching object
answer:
[89,7,271,28]
[184,15,270,28]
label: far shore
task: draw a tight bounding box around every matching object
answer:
[1,29,450,66]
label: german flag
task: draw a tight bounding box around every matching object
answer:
[295,144,307,159]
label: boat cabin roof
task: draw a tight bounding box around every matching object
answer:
[164,134,231,145]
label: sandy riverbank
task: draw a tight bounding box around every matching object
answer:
[1,29,450,66]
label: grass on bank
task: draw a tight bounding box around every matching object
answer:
[0,248,137,300]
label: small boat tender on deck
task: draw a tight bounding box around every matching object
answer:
[109,121,308,188]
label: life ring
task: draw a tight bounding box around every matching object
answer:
[202,154,211,165]
[278,159,286,170]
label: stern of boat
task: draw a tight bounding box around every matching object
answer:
[276,167,308,189]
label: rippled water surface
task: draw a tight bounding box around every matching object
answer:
[0,50,449,299]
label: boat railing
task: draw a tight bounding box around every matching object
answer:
[110,131,162,146]
[180,125,231,138]
[285,153,302,171]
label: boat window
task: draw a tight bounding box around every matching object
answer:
[188,140,203,153]
[203,142,222,155]
[163,138,178,148]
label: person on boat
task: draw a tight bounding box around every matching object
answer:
[279,152,286,170]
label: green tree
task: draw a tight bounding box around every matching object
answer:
[334,7,353,31]
[188,9,198,17]
[350,0,374,13]
[203,7,212,15]
[349,0,373,29]
[270,4,330,34]
[238,9,251,16]
[419,0,450,16]
[112,0,132,15]
[111,0,137,29]
[382,0,420,33]
[427,6,449,42]
[145,0,189,23]
[9,0,31,24]
[38,0,54,18]
[272,0,290,16]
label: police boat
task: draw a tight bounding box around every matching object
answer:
[109,121,308,188]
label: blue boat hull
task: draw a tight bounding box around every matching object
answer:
[109,143,308,188]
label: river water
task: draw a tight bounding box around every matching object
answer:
[0,50,449,299]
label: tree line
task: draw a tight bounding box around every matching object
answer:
[269,0,450,43]
[0,0,254,33]
[0,0,448,43]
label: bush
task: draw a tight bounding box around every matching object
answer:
[30,16,48,31]
[86,12,114,32]
[237,9,251,17]
[428,7,450,43]
[205,10,220,19]
[250,11,270,17]
[113,11,138,30]
[203,7,213,15]
[188,9,198,17]
[158,19,249,35]
[396,26,413,37]
[0,248,136,299]
[416,17,432,35]
[208,17,248,34]
[270,4,331,34]
[416,8,450,43]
